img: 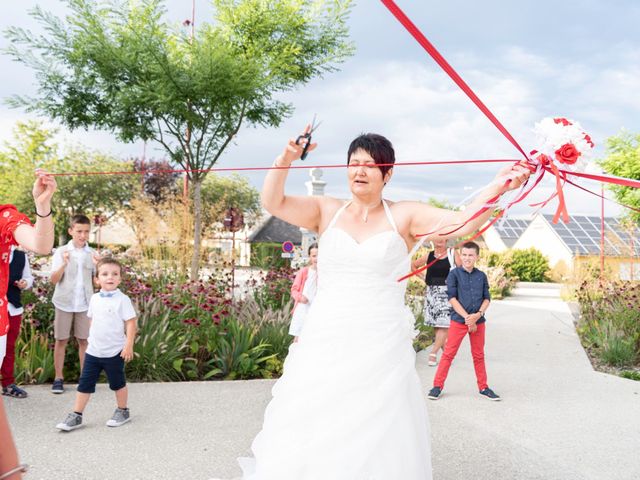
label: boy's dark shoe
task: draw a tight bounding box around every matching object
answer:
[2,384,28,398]
[51,378,64,394]
[427,386,442,400]
[479,387,501,401]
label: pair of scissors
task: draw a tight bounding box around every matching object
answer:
[295,114,322,161]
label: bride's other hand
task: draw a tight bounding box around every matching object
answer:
[493,162,532,193]
[277,124,318,166]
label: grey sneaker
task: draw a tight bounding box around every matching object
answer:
[56,412,83,431]
[479,387,502,401]
[51,378,64,394]
[106,407,130,427]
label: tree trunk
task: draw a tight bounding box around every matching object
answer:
[190,178,203,280]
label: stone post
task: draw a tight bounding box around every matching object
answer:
[298,168,326,264]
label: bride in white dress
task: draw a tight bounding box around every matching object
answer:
[235,129,529,480]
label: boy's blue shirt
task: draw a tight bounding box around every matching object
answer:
[446,266,491,324]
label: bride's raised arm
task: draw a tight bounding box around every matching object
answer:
[262,126,325,233]
[406,162,531,240]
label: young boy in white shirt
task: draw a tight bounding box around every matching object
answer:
[56,257,137,431]
[50,214,98,394]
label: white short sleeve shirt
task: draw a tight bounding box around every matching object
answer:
[86,289,137,358]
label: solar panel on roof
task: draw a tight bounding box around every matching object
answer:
[543,213,640,256]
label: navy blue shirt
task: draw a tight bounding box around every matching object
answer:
[446,267,491,324]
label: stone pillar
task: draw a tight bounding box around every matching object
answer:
[298,168,326,265]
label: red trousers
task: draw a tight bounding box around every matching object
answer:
[1,314,22,387]
[433,320,488,391]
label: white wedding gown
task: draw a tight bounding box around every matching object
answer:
[236,201,432,479]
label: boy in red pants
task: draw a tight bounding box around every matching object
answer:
[428,241,500,401]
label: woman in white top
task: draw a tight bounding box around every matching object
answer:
[232,128,529,480]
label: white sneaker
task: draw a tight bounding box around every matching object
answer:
[428,354,438,367]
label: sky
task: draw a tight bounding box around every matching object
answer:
[1,0,639,217]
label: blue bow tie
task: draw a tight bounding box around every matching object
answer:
[99,291,116,298]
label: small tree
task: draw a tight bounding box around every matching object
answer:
[201,174,261,236]
[599,131,640,223]
[0,121,138,242]
[6,0,354,278]
[133,158,181,204]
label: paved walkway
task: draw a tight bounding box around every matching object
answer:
[4,286,640,480]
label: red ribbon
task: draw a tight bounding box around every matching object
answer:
[381,0,530,163]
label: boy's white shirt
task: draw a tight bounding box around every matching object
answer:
[86,289,136,358]
[51,240,95,312]
[8,246,34,316]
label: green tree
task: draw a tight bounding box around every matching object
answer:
[6,0,354,278]
[0,121,138,242]
[426,197,457,210]
[599,131,640,223]
[200,174,261,235]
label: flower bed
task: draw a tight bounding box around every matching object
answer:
[575,279,640,378]
[16,260,295,383]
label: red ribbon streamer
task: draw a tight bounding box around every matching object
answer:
[380,0,529,163]
[47,158,519,177]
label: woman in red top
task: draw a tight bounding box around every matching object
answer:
[0,170,56,480]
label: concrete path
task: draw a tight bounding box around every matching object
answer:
[4,286,639,480]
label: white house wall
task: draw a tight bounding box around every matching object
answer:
[483,225,508,252]
[513,215,573,267]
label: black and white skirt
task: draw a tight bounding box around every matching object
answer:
[423,285,451,328]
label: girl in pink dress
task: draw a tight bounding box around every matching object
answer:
[289,244,318,342]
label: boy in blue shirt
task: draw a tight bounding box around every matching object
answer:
[428,242,500,401]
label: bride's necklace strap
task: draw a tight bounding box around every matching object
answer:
[352,198,382,223]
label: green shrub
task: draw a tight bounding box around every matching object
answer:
[621,370,640,381]
[251,242,290,268]
[211,319,276,380]
[14,327,55,384]
[508,248,550,282]
[127,297,187,382]
[481,247,550,283]
[253,266,295,310]
[601,334,637,367]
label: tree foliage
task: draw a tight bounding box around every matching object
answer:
[5,0,354,277]
[0,122,138,240]
[598,131,640,223]
[200,174,261,234]
[133,158,181,204]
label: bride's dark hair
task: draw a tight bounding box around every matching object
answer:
[347,133,395,176]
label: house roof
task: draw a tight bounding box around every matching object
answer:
[542,214,640,256]
[493,218,531,247]
[248,216,302,245]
